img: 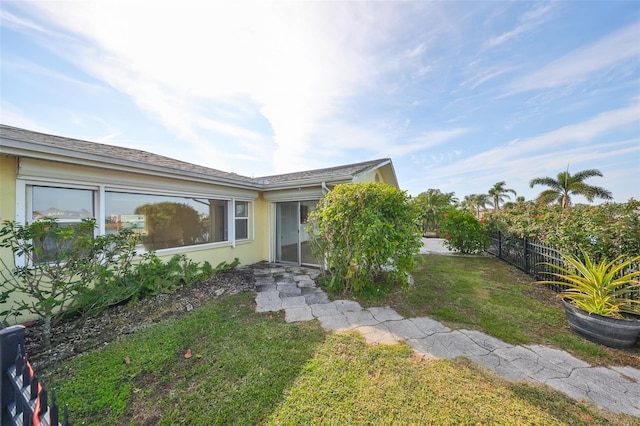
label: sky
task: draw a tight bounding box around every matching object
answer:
[1,1,639,204]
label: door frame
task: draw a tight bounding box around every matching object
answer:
[273,200,319,266]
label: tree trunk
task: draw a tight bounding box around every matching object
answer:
[43,315,52,349]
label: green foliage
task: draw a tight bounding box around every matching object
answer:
[0,218,139,345]
[0,218,241,341]
[134,201,206,249]
[73,255,240,317]
[440,207,488,254]
[461,193,491,218]
[485,200,640,261]
[538,250,640,318]
[411,188,457,234]
[308,182,421,294]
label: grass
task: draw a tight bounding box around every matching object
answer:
[42,256,640,425]
[369,255,640,368]
[44,293,326,425]
[269,332,631,425]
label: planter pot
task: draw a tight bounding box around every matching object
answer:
[562,300,640,348]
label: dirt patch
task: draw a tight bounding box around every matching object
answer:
[24,265,257,371]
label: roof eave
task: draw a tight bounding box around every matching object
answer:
[0,140,263,190]
[262,176,353,191]
[350,159,392,182]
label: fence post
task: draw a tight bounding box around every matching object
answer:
[524,238,529,274]
[1,325,26,425]
[498,231,502,259]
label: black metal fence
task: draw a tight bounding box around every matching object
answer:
[487,231,640,298]
[487,231,569,291]
[1,325,70,426]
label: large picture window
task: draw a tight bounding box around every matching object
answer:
[106,192,229,251]
[26,183,252,254]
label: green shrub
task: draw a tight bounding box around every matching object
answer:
[1,217,242,342]
[440,208,488,254]
[0,218,139,346]
[308,182,421,294]
[73,255,240,317]
[485,200,640,261]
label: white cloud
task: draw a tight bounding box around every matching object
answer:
[505,21,640,95]
[484,3,554,49]
[95,131,121,144]
[460,65,517,90]
[0,9,50,35]
[16,1,394,173]
[405,136,639,200]
[388,128,470,157]
[424,102,640,183]
[2,56,107,94]
[4,1,638,202]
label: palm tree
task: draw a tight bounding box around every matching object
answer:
[413,189,458,233]
[488,181,517,211]
[529,168,613,209]
[462,193,491,218]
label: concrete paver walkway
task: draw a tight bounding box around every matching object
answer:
[253,254,640,418]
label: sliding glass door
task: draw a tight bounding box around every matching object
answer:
[275,200,318,265]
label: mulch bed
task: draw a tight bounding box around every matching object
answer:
[23,266,257,371]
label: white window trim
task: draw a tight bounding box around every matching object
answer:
[21,179,99,224]
[233,199,251,244]
[16,177,256,254]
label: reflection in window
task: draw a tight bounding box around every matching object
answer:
[31,186,95,263]
[300,200,316,224]
[106,192,228,251]
[32,186,94,221]
[32,221,95,264]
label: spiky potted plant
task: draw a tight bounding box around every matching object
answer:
[538,250,640,348]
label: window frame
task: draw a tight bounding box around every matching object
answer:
[19,179,255,255]
[234,200,250,241]
[26,182,99,226]
[22,183,99,266]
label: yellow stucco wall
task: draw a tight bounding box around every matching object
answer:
[0,156,17,285]
[0,155,17,224]
[0,154,270,324]
[0,156,22,324]
[352,164,397,187]
[18,157,260,199]
[253,194,270,261]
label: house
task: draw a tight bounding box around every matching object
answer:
[0,124,398,271]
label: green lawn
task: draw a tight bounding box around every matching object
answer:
[44,287,638,425]
[376,255,640,369]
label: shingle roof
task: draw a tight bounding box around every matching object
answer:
[256,159,390,185]
[0,124,393,189]
[0,124,256,183]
